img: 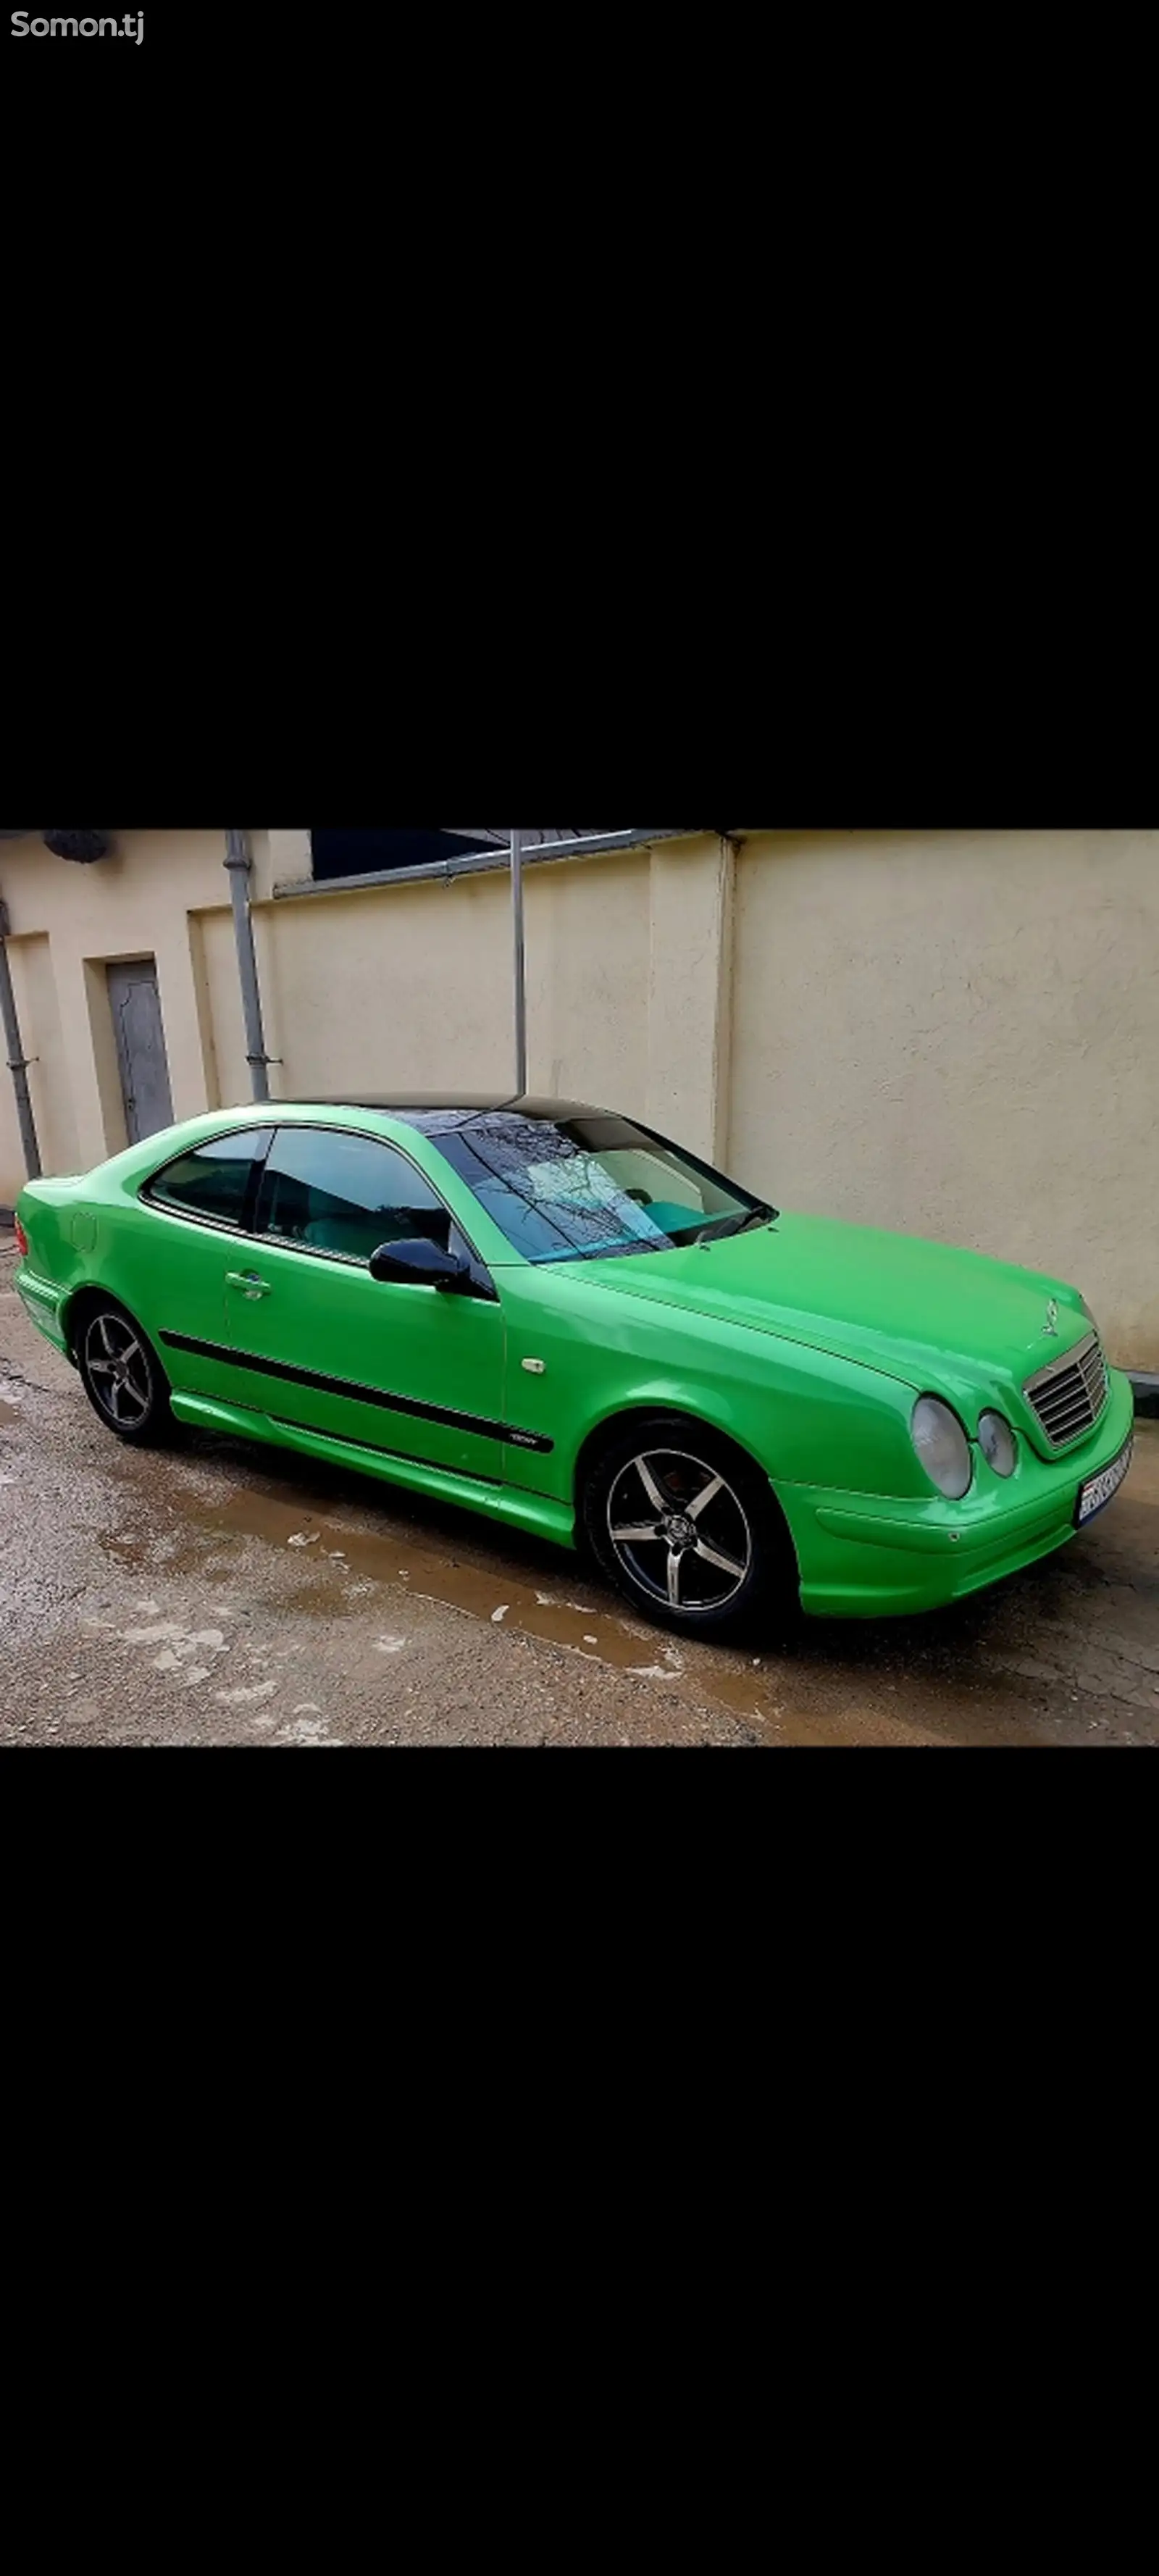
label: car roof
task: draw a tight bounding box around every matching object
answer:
[298,1095,608,1131]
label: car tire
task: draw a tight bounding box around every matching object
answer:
[75,1297,182,1448]
[581,1412,799,1642]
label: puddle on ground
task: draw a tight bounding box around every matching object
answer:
[109,1429,1159,1746]
[96,1467,1025,1747]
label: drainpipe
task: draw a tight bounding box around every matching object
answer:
[0,895,42,1180]
[511,826,527,1095]
[223,830,272,1103]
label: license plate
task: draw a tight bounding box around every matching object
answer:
[1075,1435,1134,1528]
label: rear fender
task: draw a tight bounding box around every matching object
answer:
[15,1178,91,1363]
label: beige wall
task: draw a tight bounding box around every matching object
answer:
[727,833,1158,1368]
[0,830,234,1181]
[1,828,1155,1367]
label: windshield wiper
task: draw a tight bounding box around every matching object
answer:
[692,1204,776,1245]
[535,1237,670,1267]
[537,1207,777,1263]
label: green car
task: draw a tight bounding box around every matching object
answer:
[12,1096,1135,1636]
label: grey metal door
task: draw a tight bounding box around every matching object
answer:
[107,959,175,1144]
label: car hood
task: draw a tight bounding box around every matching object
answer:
[574,1211,1090,1408]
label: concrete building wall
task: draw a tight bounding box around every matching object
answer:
[1,828,1155,1367]
[727,832,1158,1369]
[265,868,519,1103]
[0,830,236,1179]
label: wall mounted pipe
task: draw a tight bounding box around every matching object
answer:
[511,827,527,1095]
[0,894,43,1179]
[223,831,272,1103]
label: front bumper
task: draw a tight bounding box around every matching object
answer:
[774,1368,1137,1618]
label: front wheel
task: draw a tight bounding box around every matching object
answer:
[581,1414,798,1642]
[76,1301,180,1447]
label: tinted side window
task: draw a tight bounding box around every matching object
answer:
[256,1129,453,1263]
[147,1128,273,1226]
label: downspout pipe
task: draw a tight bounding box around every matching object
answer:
[224,830,272,1103]
[511,827,527,1095]
[0,895,43,1181]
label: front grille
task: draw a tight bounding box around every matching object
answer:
[1024,1331,1108,1450]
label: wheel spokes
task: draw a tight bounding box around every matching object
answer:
[108,1373,147,1424]
[608,1447,753,1613]
[695,1539,747,1581]
[635,1456,668,1514]
[88,1316,150,1424]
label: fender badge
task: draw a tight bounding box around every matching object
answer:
[522,1358,546,1374]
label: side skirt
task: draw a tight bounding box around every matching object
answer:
[168,1391,577,1550]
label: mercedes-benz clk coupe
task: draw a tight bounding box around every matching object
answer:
[13,1096,1134,1638]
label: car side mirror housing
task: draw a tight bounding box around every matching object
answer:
[369,1237,472,1292]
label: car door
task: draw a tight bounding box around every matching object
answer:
[222,1124,506,1481]
[130,1124,275,1403]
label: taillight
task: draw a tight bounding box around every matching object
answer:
[14,1216,28,1260]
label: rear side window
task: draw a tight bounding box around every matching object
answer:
[256,1127,453,1263]
[146,1128,273,1227]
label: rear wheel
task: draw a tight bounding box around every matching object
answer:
[76,1300,180,1447]
[581,1413,798,1642]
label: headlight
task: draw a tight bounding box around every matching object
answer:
[978,1410,1017,1477]
[911,1397,973,1500]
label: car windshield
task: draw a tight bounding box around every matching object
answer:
[432,1113,773,1266]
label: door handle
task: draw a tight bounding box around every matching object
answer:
[227,1271,272,1299]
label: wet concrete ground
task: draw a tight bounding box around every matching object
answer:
[1,1234,1157,1747]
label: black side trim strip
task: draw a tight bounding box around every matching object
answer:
[159,1331,555,1455]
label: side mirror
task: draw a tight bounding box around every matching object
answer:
[369,1237,472,1292]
